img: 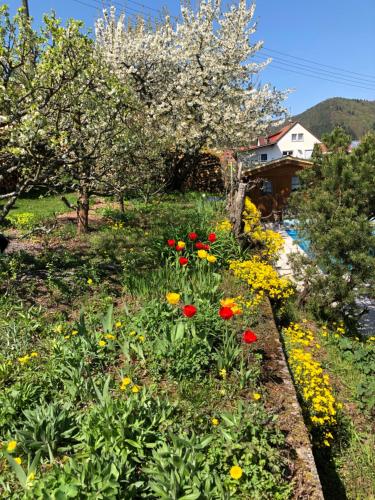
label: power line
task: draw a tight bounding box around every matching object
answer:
[71,0,149,20]
[92,0,157,19]
[263,47,375,82]
[253,55,375,92]
[121,0,160,14]
[71,0,102,12]
[257,52,375,88]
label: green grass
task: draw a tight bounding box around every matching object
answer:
[3,193,77,227]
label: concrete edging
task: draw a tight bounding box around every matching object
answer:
[261,298,324,499]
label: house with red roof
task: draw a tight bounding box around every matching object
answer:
[238,121,321,166]
[235,122,323,219]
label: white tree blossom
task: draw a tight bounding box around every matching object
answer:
[95,1,288,155]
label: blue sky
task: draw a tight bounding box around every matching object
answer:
[4,0,375,115]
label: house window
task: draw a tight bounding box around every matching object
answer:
[304,149,313,159]
[261,180,272,194]
[260,153,268,162]
[292,133,304,141]
[291,175,301,191]
[282,150,293,156]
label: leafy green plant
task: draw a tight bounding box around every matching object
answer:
[144,433,219,499]
[16,403,78,461]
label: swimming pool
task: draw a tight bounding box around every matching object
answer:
[285,228,311,254]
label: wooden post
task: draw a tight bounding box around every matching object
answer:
[22,0,30,18]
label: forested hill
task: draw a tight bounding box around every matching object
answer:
[293,98,375,139]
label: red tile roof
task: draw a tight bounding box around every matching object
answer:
[246,121,297,151]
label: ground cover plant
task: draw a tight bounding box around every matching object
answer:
[275,303,375,498]
[0,193,293,499]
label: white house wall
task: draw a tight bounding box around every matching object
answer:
[277,123,320,159]
[238,145,280,166]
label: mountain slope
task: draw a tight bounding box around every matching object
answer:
[293,97,375,139]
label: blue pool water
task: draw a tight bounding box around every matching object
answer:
[285,228,311,254]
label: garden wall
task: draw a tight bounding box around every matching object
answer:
[259,298,324,499]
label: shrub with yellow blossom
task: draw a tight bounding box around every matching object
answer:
[252,228,284,260]
[242,198,283,260]
[216,219,232,232]
[283,322,341,446]
[229,256,294,302]
[242,197,260,234]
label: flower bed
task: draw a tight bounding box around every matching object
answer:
[282,322,341,447]
[0,207,293,498]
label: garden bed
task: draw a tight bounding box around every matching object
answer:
[0,194,298,498]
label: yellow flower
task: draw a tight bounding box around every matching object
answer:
[166,292,181,305]
[131,385,140,393]
[129,330,136,337]
[206,254,217,263]
[220,298,236,308]
[211,418,219,426]
[27,472,35,482]
[18,355,30,364]
[64,335,70,340]
[98,340,106,347]
[105,334,116,340]
[87,278,93,285]
[120,377,132,390]
[177,241,185,248]
[14,457,22,465]
[252,392,261,401]
[115,321,122,328]
[7,441,17,453]
[30,352,38,357]
[197,249,208,259]
[71,330,78,336]
[138,335,145,342]
[219,368,227,379]
[229,465,243,480]
[231,305,243,315]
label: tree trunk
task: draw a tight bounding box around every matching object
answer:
[77,187,89,234]
[118,195,125,213]
[232,182,247,243]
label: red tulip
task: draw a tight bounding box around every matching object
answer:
[188,232,198,241]
[175,245,184,251]
[242,330,258,344]
[179,257,188,266]
[183,305,197,318]
[195,242,205,250]
[208,233,217,243]
[202,244,210,251]
[167,239,176,247]
[219,307,234,320]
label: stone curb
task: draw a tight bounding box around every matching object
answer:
[262,299,324,499]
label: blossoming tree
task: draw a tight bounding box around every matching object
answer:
[95,0,288,187]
